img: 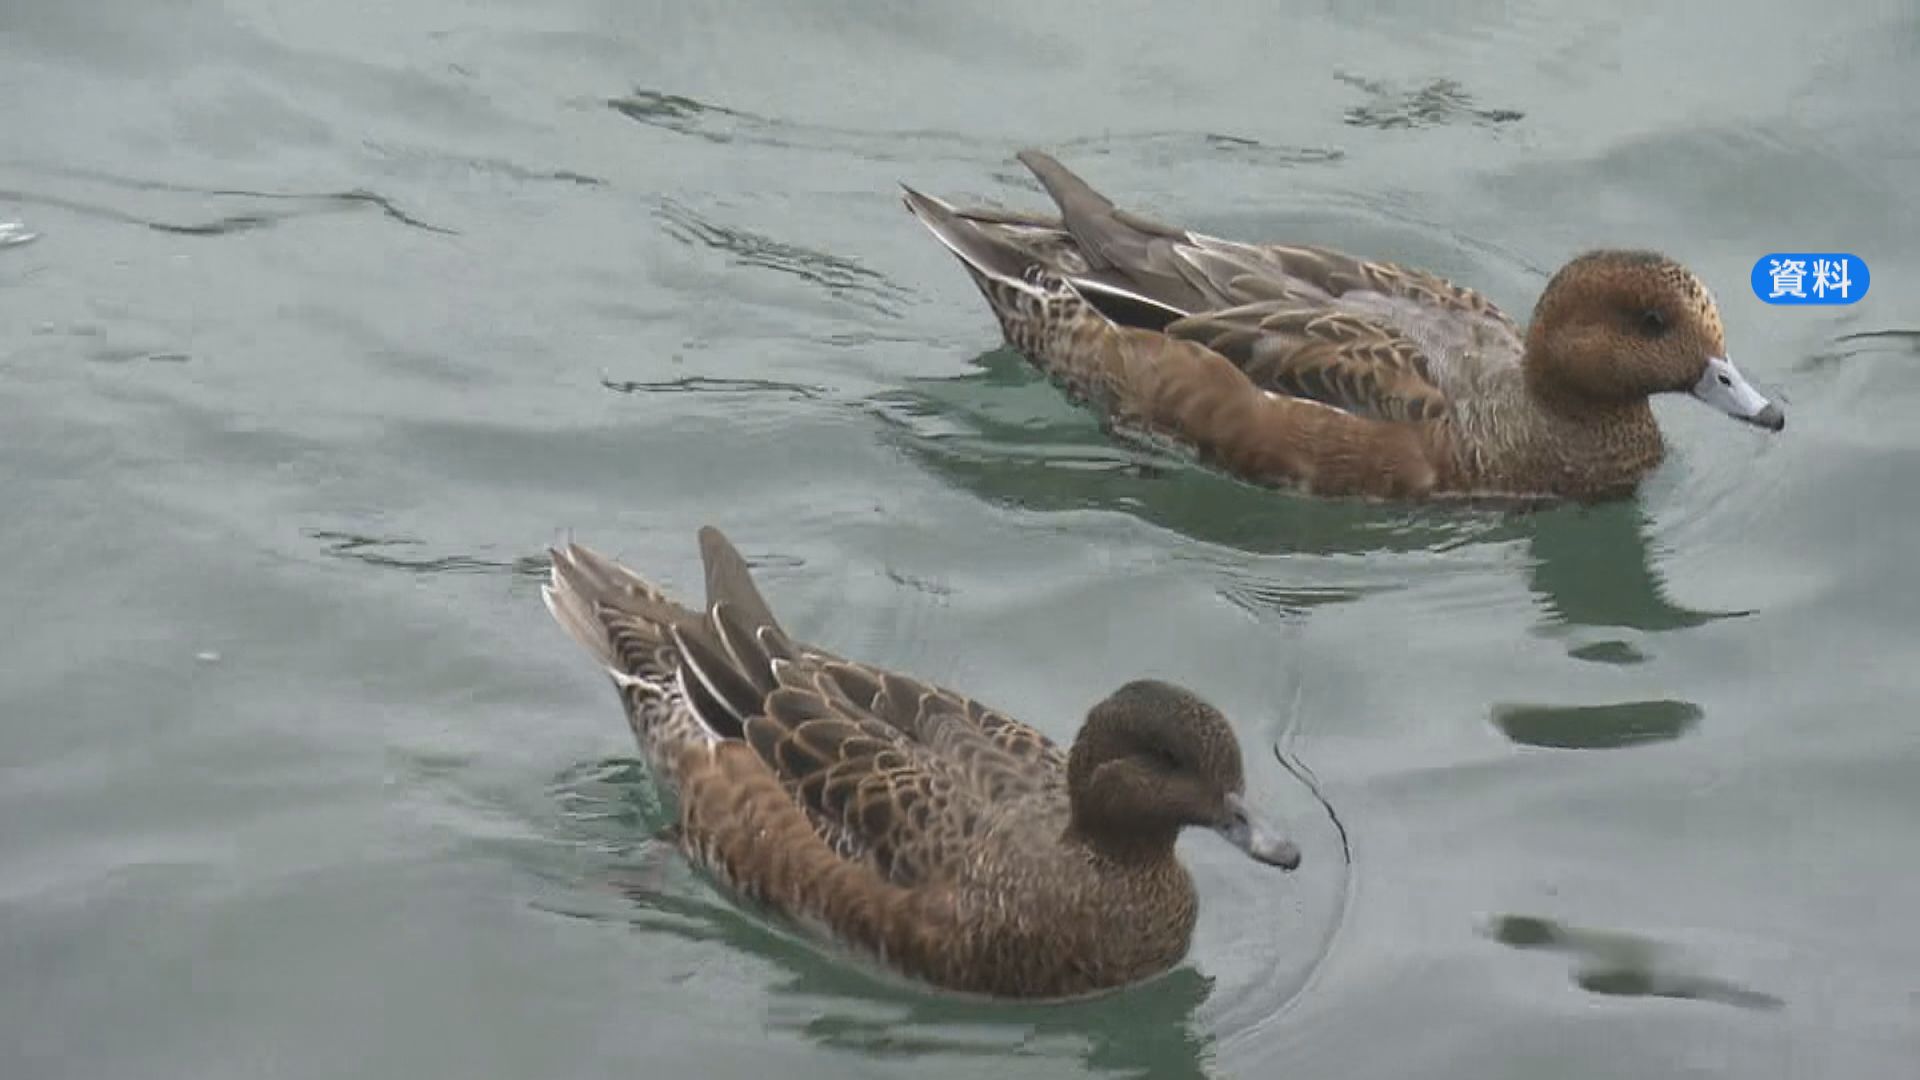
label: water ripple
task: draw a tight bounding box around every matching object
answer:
[655,196,910,316]
[610,88,1344,170]
[1800,327,1920,373]
[0,220,37,248]
[0,163,455,236]
[1335,73,1526,131]
[307,529,547,578]
[599,374,828,401]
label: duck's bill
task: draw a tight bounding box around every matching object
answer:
[1216,792,1302,870]
[1692,356,1785,432]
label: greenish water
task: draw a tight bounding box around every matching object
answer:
[2,2,1916,1077]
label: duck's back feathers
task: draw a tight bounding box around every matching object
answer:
[544,531,1067,894]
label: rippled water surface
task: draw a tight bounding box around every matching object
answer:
[3,2,1917,1077]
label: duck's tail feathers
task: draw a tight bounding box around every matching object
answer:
[1015,149,1119,234]
[697,526,789,649]
[543,539,750,742]
[901,185,1061,300]
[903,184,1114,356]
[1014,149,1213,322]
[903,173,1194,335]
[1016,150,1171,272]
[543,541,654,678]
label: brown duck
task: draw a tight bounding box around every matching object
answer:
[903,151,1784,502]
[542,528,1299,1000]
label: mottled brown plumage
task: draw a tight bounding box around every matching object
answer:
[542,528,1299,999]
[903,150,1784,502]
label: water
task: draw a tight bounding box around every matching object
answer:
[2,2,1915,1077]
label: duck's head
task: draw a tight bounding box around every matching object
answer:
[1526,250,1784,432]
[1066,679,1300,870]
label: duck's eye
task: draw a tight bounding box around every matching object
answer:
[1152,746,1181,771]
[1639,309,1668,336]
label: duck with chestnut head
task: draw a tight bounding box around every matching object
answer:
[543,528,1300,1000]
[903,151,1783,502]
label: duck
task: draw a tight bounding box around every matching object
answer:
[542,527,1300,1000]
[901,150,1784,502]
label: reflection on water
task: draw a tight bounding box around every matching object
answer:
[877,348,1745,641]
[542,760,1217,1079]
[1520,501,1742,633]
[870,348,1512,557]
[1565,640,1648,665]
[1486,915,1783,1011]
[613,890,1217,1080]
[1491,699,1703,750]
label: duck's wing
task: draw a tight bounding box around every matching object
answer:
[905,153,1475,496]
[1175,237,1522,334]
[698,526,1075,795]
[730,664,1002,888]
[1012,149,1522,327]
[549,532,1005,889]
[1003,151,1522,419]
[697,527,1064,790]
[546,532,986,964]
[791,660,1068,802]
[672,530,1063,888]
[1162,300,1452,422]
